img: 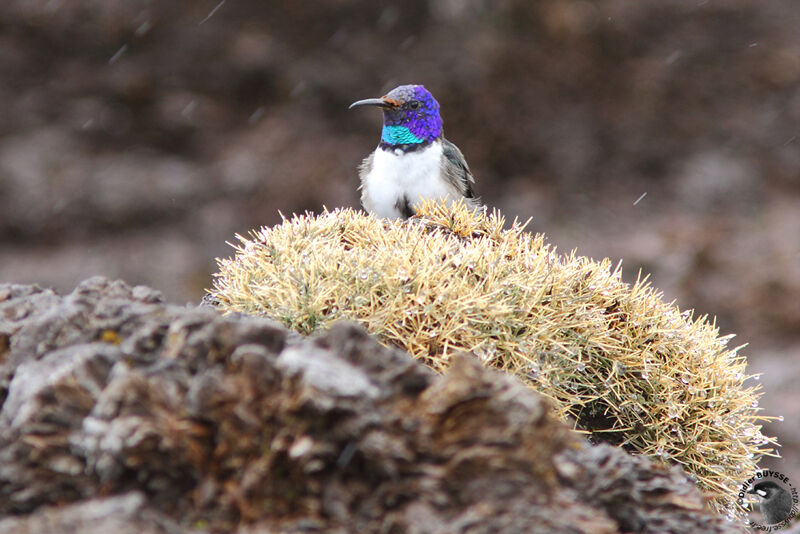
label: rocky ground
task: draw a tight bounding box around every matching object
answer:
[0,0,798,515]
[0,277,747,533]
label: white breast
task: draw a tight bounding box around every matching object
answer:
[360,140,459,218]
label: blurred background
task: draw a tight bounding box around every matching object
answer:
[0,0,798,488]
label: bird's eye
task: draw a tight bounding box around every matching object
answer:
[409,101,421,110]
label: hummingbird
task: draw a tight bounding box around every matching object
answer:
[349,84,478,219]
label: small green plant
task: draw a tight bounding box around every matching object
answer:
[210,199,777,518]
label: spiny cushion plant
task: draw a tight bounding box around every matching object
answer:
[210,199,777,518]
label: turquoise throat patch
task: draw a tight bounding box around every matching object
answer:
[381,125,424,145]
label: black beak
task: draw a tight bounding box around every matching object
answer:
[349,97,392,110]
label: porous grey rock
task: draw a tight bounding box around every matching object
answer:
[277,344,381,401]
[0,492,190,534]
[0,277,745,533]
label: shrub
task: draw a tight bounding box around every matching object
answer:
[210,199,777,517]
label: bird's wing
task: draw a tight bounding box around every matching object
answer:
[441,138,476,199]
[356,151,374,192]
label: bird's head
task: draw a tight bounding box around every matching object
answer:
[350,84,443,147]
[748,480,783,501]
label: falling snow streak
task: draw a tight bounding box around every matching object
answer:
[249,107,265,124]
[108,44,128,65]
[199,0,226,25]
[633,192,647,206]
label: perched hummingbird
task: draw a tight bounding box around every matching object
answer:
[349,84,478,219]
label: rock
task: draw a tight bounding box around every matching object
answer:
[0,492,187,534]
[0,278,744,533]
